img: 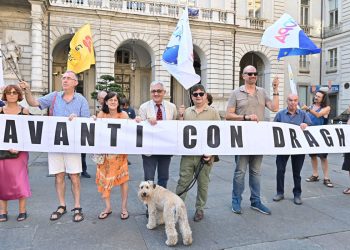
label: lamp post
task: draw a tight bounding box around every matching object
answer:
[130,40,136,71]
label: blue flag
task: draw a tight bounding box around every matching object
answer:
[162,7,200,90]
[261,13,321,60]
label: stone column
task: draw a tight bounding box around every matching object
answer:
[30,1,44,91]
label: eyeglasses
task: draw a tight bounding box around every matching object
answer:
[5,91,18,95]
[61,76,77,81]
[192,92,205,97]
[151,89,164,94]
[244,72,258,76]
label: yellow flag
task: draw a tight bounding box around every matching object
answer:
[67,24,95,74]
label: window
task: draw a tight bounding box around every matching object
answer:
[329,0,338,27]
[299,55,310,73]
[188,0,196,7]
[116,50,130,64]
[299,55,307,68]
[298,85,309,106]
[248,0,261,18]
[179,0,197,7]
[300,0,309,25]
[328,48,337,68]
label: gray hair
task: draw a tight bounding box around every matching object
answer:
[97,90,107,99]
[150,80,165,90]
[64,70,78,81]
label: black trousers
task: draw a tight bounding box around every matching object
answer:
[142,155,172,188]
[81,153,87,173]
[276,154,305,197]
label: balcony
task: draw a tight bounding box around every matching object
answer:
[247,17,266,30]
[49,0,234,24]
[323,23,342,38]
[299,61,310,73]
[300,25,312,35]
[325,61,337,73]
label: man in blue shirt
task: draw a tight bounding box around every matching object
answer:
[273,93,312,205]
[120,97,136,119]
[19,71,90,222]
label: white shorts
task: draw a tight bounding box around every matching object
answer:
[48,153,82,174]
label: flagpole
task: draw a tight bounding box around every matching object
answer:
[0,49,23,82]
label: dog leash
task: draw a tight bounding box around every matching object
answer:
[176,156,209,197]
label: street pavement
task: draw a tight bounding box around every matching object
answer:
[1,153,350,250]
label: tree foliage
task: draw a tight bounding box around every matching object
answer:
[90,75,122,99]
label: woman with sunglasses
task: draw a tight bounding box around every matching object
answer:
[0,85,31,222]
[95,92,130,220]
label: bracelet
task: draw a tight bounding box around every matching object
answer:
[273,93,279,96]
[243,114,246,121]
[306,108,311,112]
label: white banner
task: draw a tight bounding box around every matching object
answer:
[0,115,349,155]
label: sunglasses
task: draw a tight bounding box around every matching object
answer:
[244,72,258,76]
[5,91,18,95]
[151,89,164,94]
[192,92,205,97]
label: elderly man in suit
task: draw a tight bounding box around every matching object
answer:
[136,81,177,188]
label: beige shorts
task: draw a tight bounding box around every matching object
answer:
[48,153,82,174]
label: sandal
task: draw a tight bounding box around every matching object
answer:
[50,206,67,221]
[98,211,112,220]
[120,211,129,220]
[306,175,319,182]
[17,212,27,222]
[323,179,334,188]
[0,214,8,222]
[71,208,84,222]
[343,188,350,194]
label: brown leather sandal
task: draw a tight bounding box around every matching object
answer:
[0,213,8,222]
[306,175,319,182]
[323,179,334,188]
[50,206,66,221]
[71,208,84,222]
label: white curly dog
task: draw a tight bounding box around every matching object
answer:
[138,181,193,246]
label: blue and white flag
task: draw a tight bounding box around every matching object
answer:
[261,13,321,60]
[188,8,199,17]
[162,7,200,90]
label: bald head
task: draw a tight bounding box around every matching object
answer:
[287,93,299,113]
[242,65,258,86]
[243,65,256,73]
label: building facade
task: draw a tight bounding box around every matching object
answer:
[0,0,328,118]
[321,0,350,118]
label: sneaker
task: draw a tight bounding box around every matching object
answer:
[251,202,271,215]
[293,196,302,205]
[81,172,91,178]
[231,199,242,214]
[193,210,204,222]
[273,194,284,202]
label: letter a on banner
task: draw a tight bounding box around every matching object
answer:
[67,24,95,74]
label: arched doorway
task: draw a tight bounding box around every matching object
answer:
[170,50,201,107]
[115,40,152,109]
[239,52,265,87]
[51,36,96,111]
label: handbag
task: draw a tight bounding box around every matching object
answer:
[0,150,19,160]
[90,154,106,164]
